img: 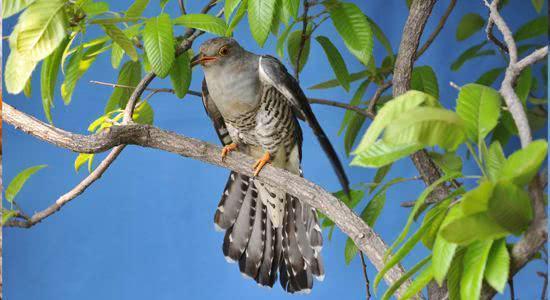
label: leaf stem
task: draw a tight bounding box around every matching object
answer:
[465,142,488,178]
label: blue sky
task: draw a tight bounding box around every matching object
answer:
[3,0,547,299]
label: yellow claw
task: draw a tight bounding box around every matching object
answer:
[221,143,238,161]
[253,152,271,177]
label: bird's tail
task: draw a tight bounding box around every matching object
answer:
[214,173,324,293]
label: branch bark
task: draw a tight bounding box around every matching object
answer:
[2,102,410,296]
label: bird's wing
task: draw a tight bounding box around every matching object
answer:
[258,55,350,195]
[201,78,233,146]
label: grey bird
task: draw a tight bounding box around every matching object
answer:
[192,37,350,293]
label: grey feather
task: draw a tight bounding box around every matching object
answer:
[214,173,250,230]
[239,199,266,279]
[223,186,257,262]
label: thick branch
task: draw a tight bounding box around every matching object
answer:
[2,103,409,297]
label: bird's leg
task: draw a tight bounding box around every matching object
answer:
[252,152,271,176]
[221,143,238,161]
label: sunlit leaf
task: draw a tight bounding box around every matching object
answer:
[174,14,228,36]
[170,53,192,99]
[461,240,493,300]
[105,60,142,112]
[3,0,34,19]
[5,165,47,203]
[126,0,149,18]
[485,141,506,181]
[456,83,501,141]
[499,139,547,186]
[488,181,533,235]
[381,256,431,300]
[344,237,358,265]
[401,264,433,300]
[351,140,423,168]
[41,37,69,123]
[411,66,439,99]
[101,24,138,61]
[484,238,509,293]
[247,0,277,46]
[144,13,175,78]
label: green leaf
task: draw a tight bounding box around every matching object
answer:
[225,0,242,21]
[451,42,495,71]
[411,66,439,99]
[126,0,149,18]
[2,210,19,226]
[432,224,458,284]
[23,77,32,98]
[456,13,485,41]
[440,213,508,245]
[226,0,248,36]
[351,140,423,168]
[316,36,350,91]
[334,189,365,209]
[514,16,548,42]
[456,83,501,141]
[275,21,294,57]
[61,45,85,105]
[144,14,175,78]
[369,164,392,194]
[499,140,547,186]
[281,0,298,20]
[383,107,466,151]
[485,141,506,181]
[105,61,142,113]
[531,0,544,13]
[3,0,34,19]
[326,2,373,65]
[339,79,370,135]
[484,238,510,293]
[353,90,437,154]
[101,24,138,61]
[381,256,431,300]
[133,101,154,125]
[366,16,394,61]
[15,0,67,61]
[428,152,463,175]
[247,0,277,46]
[82,1,109,17]
[515,66,532,105]
[74,153,94,172]
[309,70,369,90]
[476,67,504,86]
[344,237,358,265]
[287,29,310,73]
[344,113,366,156]
[421,199,451,249]
[461,181,494,215]
[488,181,533,234]
[111,43,124,69]
[447,248,465,300]
[461,240,493,300]
[174,14,228,36]
[401,264,434,300]
[5,47,38,94]
[360,178,410,227]
[90,17,142,25]
[170,53,192,98]
[41,37,69,123]
[5,165,47,202]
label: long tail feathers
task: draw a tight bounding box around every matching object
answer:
[216,174,324,293]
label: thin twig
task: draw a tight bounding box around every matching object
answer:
[295,0,310,81]
[486,19,509,53]
[367,81,392,115]
[537,272,548,300]
[178,0,186,15]
[509,279,515,300]
[359,252,372,300]
[415,0,457,59]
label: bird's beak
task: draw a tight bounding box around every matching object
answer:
[190,53,218,67]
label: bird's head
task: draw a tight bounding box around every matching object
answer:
[191,37,244,68]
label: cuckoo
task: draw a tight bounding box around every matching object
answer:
[192,37,350,294]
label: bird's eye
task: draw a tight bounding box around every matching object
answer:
[219,46,229,56]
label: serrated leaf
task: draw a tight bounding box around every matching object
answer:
[133,101,154,125]
[5,165,47,202]
[82,1,109,17]
[485,141,506,181]
[476,67,504,86]
[488,181,533,234]
[101,24,138,61]
[326,2,373,65]
[170,53,192,98]
[432,207,461,285]
[451,42,495,71]
[287,29,310,73]
[316,36,350,91]
[226,0,248,36]
[351,140,423,168]
[381,256,431,300]
[105,60,142,113]
[16,0,67,61]
[440,213,508,245]
[429,151,463,175]
[247,0,277,46]
[499,139,547,186]
[111,43,124,69]
[484,238,509,293]
[144,14,175,78]
[447,248,465,300]
[174,14,228,36]
[461,240,493,300]
[456,13,485,41]
[75,153,94,172]
[353,90,438,154]
[411,65,439,99]
[61,45,85,105]
[401,264,433,300]
[3,0,35,19]
[421,199,451,249]
[514,16,548,41]
[126,0,149,18]
[344,237,358,265]
[41,36,69,123]
[383,107,466,151]
[225,0,242,21]
[5,31,38,94]
[282,0,298,20]
[456,83,501,141]
[366,16,394,61]
[461,181,494,215]
[309,70,369,90]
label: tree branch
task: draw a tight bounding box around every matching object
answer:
[415,0,457,59]
[2,103,410,297]
[295,0,310,81]
[367,81,392,115]
[486,19,509,53]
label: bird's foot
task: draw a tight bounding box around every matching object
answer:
[221,143,238,161]
[253,152,271,177]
